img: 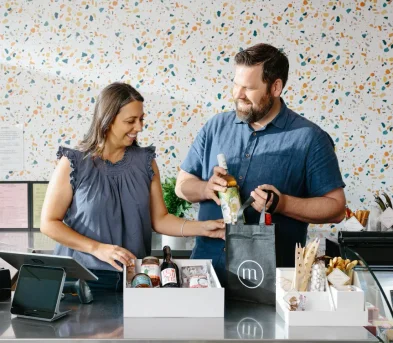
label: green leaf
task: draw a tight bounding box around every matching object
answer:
[161,177,192,217]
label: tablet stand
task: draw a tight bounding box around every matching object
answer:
[13,265,70,322]
[0,251,97,320]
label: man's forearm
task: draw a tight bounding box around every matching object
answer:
[279,194,345,224]
[175,178,208,203]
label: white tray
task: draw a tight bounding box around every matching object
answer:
[123,259,224,318]
[276,268,368,326]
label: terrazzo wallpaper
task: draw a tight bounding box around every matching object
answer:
[1,0,392,240]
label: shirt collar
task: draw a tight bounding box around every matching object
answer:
[233,98,289,130]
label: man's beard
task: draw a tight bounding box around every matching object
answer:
[235,93,274,124]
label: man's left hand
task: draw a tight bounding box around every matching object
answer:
[250,184,284,213]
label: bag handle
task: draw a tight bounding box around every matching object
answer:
[236,190,279,224]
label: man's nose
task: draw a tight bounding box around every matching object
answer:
[233,86,246,99]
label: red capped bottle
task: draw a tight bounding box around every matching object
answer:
[160,246,180,288]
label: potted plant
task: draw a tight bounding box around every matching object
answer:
[162,177,192,218]
[161,177,192,249]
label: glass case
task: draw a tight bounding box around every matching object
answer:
[345,247,393,343]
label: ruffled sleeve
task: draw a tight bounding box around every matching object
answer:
[145,146,156,181]
[57,146,79,192]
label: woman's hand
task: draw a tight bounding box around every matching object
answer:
[91,243,136,272]
[201,219,226,240]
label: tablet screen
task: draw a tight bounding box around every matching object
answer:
[11,265,64,318]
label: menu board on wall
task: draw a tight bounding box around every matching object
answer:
[32,183,49,229]
[0,183,29,229]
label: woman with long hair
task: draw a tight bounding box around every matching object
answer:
[40,82,225,291]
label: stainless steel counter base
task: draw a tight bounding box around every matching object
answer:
[0,293,378,342]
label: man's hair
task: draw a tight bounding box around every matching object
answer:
[234,43,289,91]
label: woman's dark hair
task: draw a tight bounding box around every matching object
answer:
[78,82,144,157]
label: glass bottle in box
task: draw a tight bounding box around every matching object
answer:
[160,246,180,288]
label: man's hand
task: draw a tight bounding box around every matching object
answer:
[251,184,284,213]
[202,166,228,205]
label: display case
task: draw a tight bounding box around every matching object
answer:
[344,247,393,343]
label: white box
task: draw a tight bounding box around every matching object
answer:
[123,259,224,318]
[276,268,368,326]
[330,285,365,312]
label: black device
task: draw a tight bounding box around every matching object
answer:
[0,251,97,305]
[62,279,93,304]
[0,268,11,301]
[11,264,69,322]
[326,231,393,266]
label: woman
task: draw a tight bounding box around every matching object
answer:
[40,82,225,291]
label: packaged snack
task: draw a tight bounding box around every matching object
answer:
[181,265,210,288]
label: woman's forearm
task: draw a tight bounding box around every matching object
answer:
[153,213,204,237]
[40,220,100,255]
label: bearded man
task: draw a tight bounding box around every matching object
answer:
[175,43,346,285]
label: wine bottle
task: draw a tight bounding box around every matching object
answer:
[217,154,242,224]
[160,246,180,288]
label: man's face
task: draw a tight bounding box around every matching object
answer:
[232,64,274,124]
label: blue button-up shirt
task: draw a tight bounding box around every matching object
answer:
[181,99,345,280]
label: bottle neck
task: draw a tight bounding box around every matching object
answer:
[163,247,172,262]
[164,253,172,262]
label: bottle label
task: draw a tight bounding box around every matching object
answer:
[218,187,241,224]
[161,268,177,286]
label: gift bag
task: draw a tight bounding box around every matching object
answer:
[225,194,277,305]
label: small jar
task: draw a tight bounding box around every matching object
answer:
[131,273,153,288]
[126,259,136,288]
[141,256,160,287]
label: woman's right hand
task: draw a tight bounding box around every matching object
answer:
[91,243,136,272]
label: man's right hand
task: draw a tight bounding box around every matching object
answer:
[91,243,136,272]
[203,166,228,205]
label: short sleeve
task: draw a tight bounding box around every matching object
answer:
[145,146,156,181]
[306,131,346,197]
[57,146,79,192]
[180,125,206,178]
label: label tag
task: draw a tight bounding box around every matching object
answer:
[327,268,350,288]
[161,268,177,286]
[219,188,241,224]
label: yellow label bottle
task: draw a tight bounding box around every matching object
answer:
[217,154,242,224]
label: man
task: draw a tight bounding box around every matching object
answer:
[175,43,346,284]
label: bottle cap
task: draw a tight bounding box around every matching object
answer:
[217,154,228,169]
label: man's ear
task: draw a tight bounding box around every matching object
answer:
[271,79,283,97]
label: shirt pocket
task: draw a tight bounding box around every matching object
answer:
[250,153,292,190]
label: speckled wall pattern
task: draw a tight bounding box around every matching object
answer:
[1,0,392,240]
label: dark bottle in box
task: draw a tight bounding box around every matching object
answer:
[160,245,180,288]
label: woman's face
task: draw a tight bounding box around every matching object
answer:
[107,101,144,147]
